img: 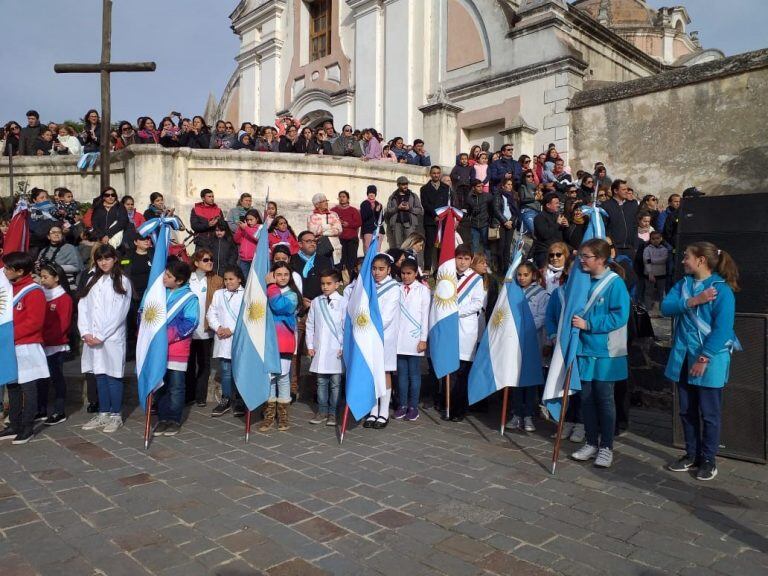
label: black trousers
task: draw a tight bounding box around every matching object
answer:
[424,225,438,273]
[340,237,359,276]
[494,225,515,272]
[443,361,471,417]
[8,382,38,433]
[186,339,213,403]
[614,378,631,430]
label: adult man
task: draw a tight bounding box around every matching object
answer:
[321,120,337,156]
[189,189,224,250]
[290,231,335,400]
[488,144,522,191]
[602,179,639,259]
[385,176,424,249]
[465,178,493,260]
[657,193,681,241]
[532,192,568,267]
[419,166,452,272]
[19,110,45,156]
[543,158,573,196]
[407,139,431,167]
[307,193,342,264]
[225,193,253,232]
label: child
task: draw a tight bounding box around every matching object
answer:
[364,253,401,429]
[445,244,485,422]
[570,238,630,469]
[54,187,81,231]
[643,231,668,315]
[38,263,74,425]
[512,262,549,432]
[207,267,245,417]
[663,242,739,481]
[0,253,49,444]
[394,258,430,421]
[267,215,300,256]
[262,262,301,432]
[306,269,344,426]
[152,260,200,436]
[233,209,262,278]
[79,244,133,434]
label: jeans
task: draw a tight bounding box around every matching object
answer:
[340,238,359,276]
[7,382,38,432]
[186,338,212,403]
[581,380,616,449]
[470,226,490,260]
[37,352,67,414]
[270,371,291,402]
[239,259,251,280]
[397,355,422,409]
[512,386,537,418]
[158,369,186,424]
[678,376,723,463]
[95,374,123,415]
[521,208,537,236]
[219,358,233,398]
[316,374,341,416]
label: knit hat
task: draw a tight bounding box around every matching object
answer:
[396,176,409,185]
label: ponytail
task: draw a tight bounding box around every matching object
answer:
[686,241,740,292]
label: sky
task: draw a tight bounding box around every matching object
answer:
[0,0,766,126]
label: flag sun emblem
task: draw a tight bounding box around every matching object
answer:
[433,271,457,310]
[354,310,371,330]
[247,300,266,323]
[491,307,508,329]
[142,303,164,326]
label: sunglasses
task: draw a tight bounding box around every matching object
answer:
[523,159,531,163]
[199,258,213,263]
[102,193,117,198]
[549,252,564,258]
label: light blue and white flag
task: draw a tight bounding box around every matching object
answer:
[232,220,281,411]
[542,205,607,421]
[342,232,386,421]
[468,234,543,404]
[136,217,181,410]
[0,270,16,386]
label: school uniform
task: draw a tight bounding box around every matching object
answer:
[39,286,74,416]
[186,271,218,405]
[207,286,244,403]
[396,281,430,412]
[365,276,401,425]
[306,292,345,417]
[513,283,550,419]
[662,274,736,465]
[450,269,486,419]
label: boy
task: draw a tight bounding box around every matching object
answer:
[54,187,81,231]
[444,244,485,422]
[643,231,668,316]
[306,269,345,426]
[0,252,49,444]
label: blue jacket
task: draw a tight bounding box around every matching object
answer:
[489,157,522,190]
[661,274,736,388]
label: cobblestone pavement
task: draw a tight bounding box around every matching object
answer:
[1,373,767,576]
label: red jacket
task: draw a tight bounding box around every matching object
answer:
[268,230,300,255]
[43,289,74,347]
[332,205,362,240]
[12,275,46,345]
[233,224,260,262]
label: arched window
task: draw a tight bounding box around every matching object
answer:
[309,0,331,62]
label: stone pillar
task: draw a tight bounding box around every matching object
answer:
[256,39,284,126]
[499,117,538,159]
[237,47,260,125]
[542,70,583,165]
[348,0,384,130]
[383,0,414,141]
[419,97,463,168]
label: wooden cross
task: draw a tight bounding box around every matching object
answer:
[54,0,156,190]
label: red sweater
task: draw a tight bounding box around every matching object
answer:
[43,288,74,347]
[12,275,46,345]
[332,205,363,240]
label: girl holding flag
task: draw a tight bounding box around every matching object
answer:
[663,242,739,481]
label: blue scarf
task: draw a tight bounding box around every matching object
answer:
[297,251,316,277]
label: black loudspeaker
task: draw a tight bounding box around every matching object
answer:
[673,313,768,464]
[676,193,768,314]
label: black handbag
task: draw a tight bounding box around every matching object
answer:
[630,303,655,340]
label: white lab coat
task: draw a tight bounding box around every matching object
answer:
[207,287,244,359]
[305,292,345,374]
[456,271,485,361]
[376,277,401,371]
[78,274,132,378]
[396,282,430,356]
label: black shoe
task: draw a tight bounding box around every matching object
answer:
[232,401,246,417]
[363,416,376,429]
[696,460,718,481]
[33,412,47,421]
[450,414,465,422]
[163,422,181,436]
[373,417,389,429]
[0,427,18,441]
[290,392,298,405]
[86,402,99,414]
[153,421,169,436]
[196,401,207,408]
[668,455,698,472]
[12,428,34,445]
[211,398,231,417]
[44,413,67,426]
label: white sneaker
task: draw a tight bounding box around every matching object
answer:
[594,447,613,468]
[508,415,522,430]
[569,423,586,443]
[103,414,123,433]
[82,413,109,431]
[523,417,536,433]
[550,422,574,439]
[571,444,598,461]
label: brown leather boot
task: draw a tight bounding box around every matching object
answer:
[277,402,290,431]
[259,401,277,432]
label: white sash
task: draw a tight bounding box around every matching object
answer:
[581,272,619,316]
[167,292,195,322]
[13,284,43,307]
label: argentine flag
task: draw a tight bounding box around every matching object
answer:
[232,221,280,411]
[543,205,607,421]
[342,233,386,421]
[136,217,181,410]
[468,235,543,404]
[0,270,16,386]
[428,205,463,378]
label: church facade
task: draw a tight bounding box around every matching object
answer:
[217,0,721,166]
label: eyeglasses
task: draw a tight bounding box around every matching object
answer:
[102,193,117,198]
[522,159,531,164]
[579,253,598,260]
[121,127,132,132]
[49,230,63,235]
[11,126,21,131]
[548,252,564,258]
[302,239,317,244]
[343,128,352,133]
[199,258,213,263]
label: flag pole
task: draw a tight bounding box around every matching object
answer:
[339,405,350,445]
[245,409,251,443]
[550,366,573,475]
[143,393,153,450]
[445,374,451,420]
[500,387,509,436]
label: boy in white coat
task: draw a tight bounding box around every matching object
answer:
[394,258,430,422]
[306,269,345,426]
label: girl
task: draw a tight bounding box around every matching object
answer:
[233,209,262,278]
[541,242,570,294]
[207,266,246,417]
[637,211,654,244]
[511,262,549,433]
[264,201,278,229]
[262,262,301,432]
[79,244,132,434]
[400,232,426,275]
[474,152,490,193]
[570,239,630,468]
[152,261,200,436]
[38,264,74,425]
[360,185,384,253]
[663,242,739,481]
[267,215,300,255]
[121,195,146,229]
[364,253,401,429]
[211,221,239,277]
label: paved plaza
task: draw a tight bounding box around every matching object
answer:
[0,365,767,576]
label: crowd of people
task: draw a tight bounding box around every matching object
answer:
[0,110,739,481]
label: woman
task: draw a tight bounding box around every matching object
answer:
[79,109,101,153]
[519,170,541,234]
[360,185,384,252]
[491,177,518,272]
[278,124,300,153]
[362,128,383,161]
[36,225,83,290]
[91,187,129,248]
[158,116,181,148]
[255,126,279,152]
[54,125,83,156]
[113,121,136,151]
[136,117,160,144]
[121,195,145,229]
[28,188,58,256]
[579,174,597,204]
[391,137,408,163]
[332,191,362,275]
[185,249,223,406]
[267,215,300,255]
[540,241,570,294]
[534,153,547,184]
[565,199,588,249]
[639,195,660,229]
[295,126,321,154]
[467,145,481,167]
[180,116,210,148]
[3,122,21,156]
[209,120,236,150]
[143,192,170,221]
[331,124,363,157]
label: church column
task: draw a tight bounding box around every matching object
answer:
[499,118,538,160]
[348,0,384,130]
[419,97,463,168]
[237,47,260,124]
[256,39,284,126]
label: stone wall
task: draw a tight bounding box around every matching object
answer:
[0,147,429,230]
[569,49,768,199]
